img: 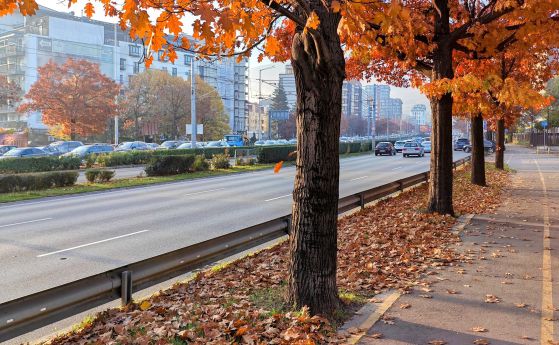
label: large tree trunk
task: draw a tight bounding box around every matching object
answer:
[495,118,505,169]
[427,0,454,215]
[470,113,486,186]
[288,13,345,316]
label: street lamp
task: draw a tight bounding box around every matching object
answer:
[257,66,275,139]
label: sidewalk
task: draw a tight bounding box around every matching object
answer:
[357,146,559,344]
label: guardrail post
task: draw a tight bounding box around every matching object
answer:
[121,271,132,306]
[360,193,365,209]
[285,216,292,234]
[398,181,404,191]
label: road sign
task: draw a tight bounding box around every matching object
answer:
[269,110,290,121]
[186,124,203,135]
[541,120,548,129]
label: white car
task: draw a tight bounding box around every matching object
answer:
[402,142,425,157]
[421,141,432,153]
[394,140,407,153]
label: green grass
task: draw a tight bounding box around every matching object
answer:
[0,164,275,204]
[248,286,288,316]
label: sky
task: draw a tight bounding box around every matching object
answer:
[37,0,431,118]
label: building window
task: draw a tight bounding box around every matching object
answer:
[172,67,177,76]
[184,54,192,65]
[120,58,126,71]
[129,45,141,57]
[133,62,140,74]
[119,74,124,84]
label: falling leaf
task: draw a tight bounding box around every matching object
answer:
[274,161,284,174]
[305,12,320,30]
[84,2,94,17]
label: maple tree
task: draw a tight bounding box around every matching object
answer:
[18,59,119,140]
[347,1,559,214]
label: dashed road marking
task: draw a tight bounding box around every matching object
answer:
[264,194,292,202]
[0,218,52,229]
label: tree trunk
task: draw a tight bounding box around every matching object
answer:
[70,118,76,140]
[288,13,345,316]
[427,0,454,215]
[470,113,486,186]
[495,118,505,169]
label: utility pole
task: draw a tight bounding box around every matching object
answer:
[258,66,274,140]
[113,22,119,145]
[191,57,197,146]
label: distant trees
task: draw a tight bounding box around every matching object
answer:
[18,59,119,140]
[119,70,230,141]
[0,76,21,107]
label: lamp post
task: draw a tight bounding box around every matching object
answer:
[258,66,274,139]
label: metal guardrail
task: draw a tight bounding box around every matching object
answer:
[0,156,470,342]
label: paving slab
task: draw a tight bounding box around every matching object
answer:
[359,146,559,345]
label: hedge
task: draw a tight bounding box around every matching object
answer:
[96,147,255,167]
[145,155,196,176]
[257,145,297,163]
[0,156,81,174]
[85,169,115,183]
[0,171,79,193]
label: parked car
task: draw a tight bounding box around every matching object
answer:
[276,139,289,145]
[402,142,425,157]
[177,142,203,149]
[0,145,17,156]
[263,140,277,146]
[0,147,50,159]
[288,139,297,145]
[421,141,432,153]
[46,141,84,155]
[453,138,470,151]
[115,141,149,152]
[63,144,114,158]
[254,140,266,146]
[375,142,396,156]
[462,139,496,153]
[146,143,159,150]
[394,140,407,153]
[206,141,230,148]
[159,140,185,149]
[37,145,60,156]
[224,134,245,147]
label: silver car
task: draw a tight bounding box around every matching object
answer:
[421,141,432,153]
[402,142,425,157]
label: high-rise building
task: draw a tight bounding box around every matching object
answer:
[246,102,268,139]
[0,6,248,142]
[410,104,428,126]
[278,65,296,110]
[363,84,402,121]
[342,80,363,118]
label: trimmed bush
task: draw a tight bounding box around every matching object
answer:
[349,142,362,153]
[85,169,116,183]
[256,145,297,164]
[98,170,115,182]
[145,155,195,176]
[211,154,231,169]
[0,171,79,193]
[0,156,81,174]
[85,169,100,183]
[192,155,210,171]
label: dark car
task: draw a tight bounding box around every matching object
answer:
[37,145,60,156]
[375,142,396,156]
[0,147,49,159]
[63,144,114,158]
[0,145,17,156]
[159,140,185,150]
[463,140,496,153]
[115,141,149,152]
[46,141,84,155]
[453,138,470,151]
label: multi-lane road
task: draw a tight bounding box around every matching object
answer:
[0,152,469,303]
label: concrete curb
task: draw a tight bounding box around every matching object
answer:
[338,214,475,344]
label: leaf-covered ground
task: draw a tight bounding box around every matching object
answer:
[43,164,509,345]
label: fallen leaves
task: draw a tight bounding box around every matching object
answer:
[471,326,488,332]
[473,339,491,344]
[428,340,447,345]
[399,303,411,309]
[515,303,528,308]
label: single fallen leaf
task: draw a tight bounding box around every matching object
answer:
[471,327,488,332]
[515,303,527,308]
[419,294,433,299]
[400,303,411,309]
[484,295,501,303]
[369,333,383,339]
[446,289,460,294]
[235,326,249,336]
[520,335,535,340]
[428,340,447,345]
[473,339,490,345]
[347,327,359,334]
[544,317,557,321]
[139,300,151,311]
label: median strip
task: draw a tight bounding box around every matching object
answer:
[37,230,150,258]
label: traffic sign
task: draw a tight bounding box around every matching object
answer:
[541,120,548,129]
[269,110,290,121]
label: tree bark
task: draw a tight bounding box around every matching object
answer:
[470,113,486,186]
[427,0,454,215]
[288,12,345,316]
[495,118,505,169]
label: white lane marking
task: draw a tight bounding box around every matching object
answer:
[183,188,225,196]
[350,176,368,181]
[391,166,403,171]
[37,230,150,258]
[265,194,292,202]
[0,218,52,229]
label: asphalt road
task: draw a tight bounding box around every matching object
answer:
[0,151,469,304]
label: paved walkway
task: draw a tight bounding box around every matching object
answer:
[359,146,559,345]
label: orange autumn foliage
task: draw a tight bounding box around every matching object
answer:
[18,59,119,139]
